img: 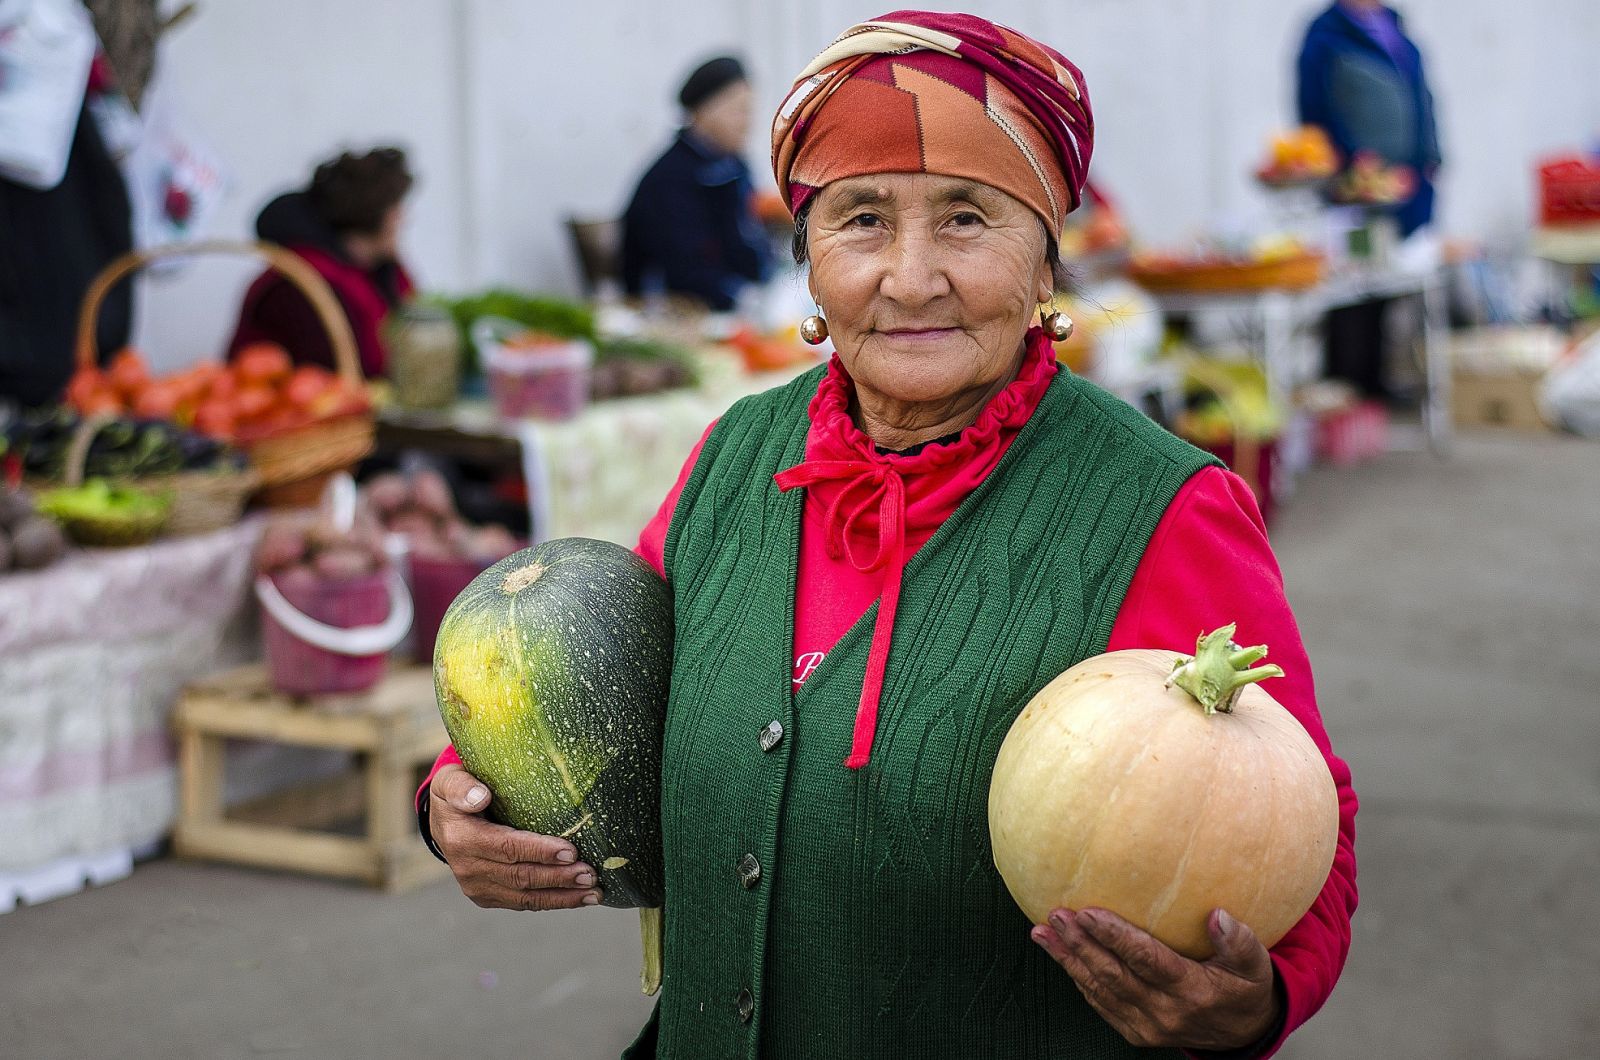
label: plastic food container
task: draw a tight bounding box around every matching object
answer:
[257,568,414,696]
[476,319,593,421]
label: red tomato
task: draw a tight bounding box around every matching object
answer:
[107,349,151,398]
[232,385,276,424]
[204,372,238,403]
[66,370,108,411]
[132,382,183,420]
[234,343,293,386]
[79,391,125,417]
[284,366,335,409]
[193,402,236,440]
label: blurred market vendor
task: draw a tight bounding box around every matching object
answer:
[620,56,771,312]
[228,147,415,378]
[1298,1,1442,399]
[1297,0,1440,237]
[420,11,1358,1058]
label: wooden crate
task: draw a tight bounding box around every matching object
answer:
[171,664,450,893]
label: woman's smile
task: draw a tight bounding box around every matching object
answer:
[876,326,962,345]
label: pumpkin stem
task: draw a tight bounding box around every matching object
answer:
[639,906,663,996]
[1166,624,1285,714]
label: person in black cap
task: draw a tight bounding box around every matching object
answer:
[620,55,771,312]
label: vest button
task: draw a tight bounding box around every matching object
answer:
[736,987,754,1023]
[737,853,762,889]
[759,720,784,752]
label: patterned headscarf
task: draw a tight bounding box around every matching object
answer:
[771,10,1094,236]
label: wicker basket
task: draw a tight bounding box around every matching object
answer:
[74,240,375,508]
[31,413,259,538]
[1129,253,1325,294]
[34,415,171,547]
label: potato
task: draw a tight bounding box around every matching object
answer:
[10,517,67,570]
[407,533,454,562]
[255,521,309,573]
[363,473,409,518]
[410,470,456,521]
[0,489,35,531]
[467,524,519,562]
[313,547,376,582]
[386,511,441,541]
[443,520,473,555]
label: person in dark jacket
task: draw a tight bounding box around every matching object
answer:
[1298,1,1443,399]
[1298,0,1441,237]
[0,96,133,408]
[621,56,771,312]
[229,147,415,378]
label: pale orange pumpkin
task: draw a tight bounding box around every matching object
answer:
[988,625,1338,960]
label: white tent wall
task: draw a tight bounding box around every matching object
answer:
[133,0,1600,372]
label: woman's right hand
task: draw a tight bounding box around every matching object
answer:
[428,763,603,911]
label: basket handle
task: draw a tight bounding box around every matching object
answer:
[74,239,364,386]
[255,568,414,656]
[62,413,115,489]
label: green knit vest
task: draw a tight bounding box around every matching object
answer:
[625,365,1218,1060]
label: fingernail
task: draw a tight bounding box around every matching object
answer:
[582,892,601,906]
[575,872,596,887]
[1077,910,1101,933]
[1216,908,1236,934]
[1049,911,1072,934]
[466,785,487,806]
[556,849,576,864]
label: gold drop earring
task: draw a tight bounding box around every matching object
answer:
[1040,302,1074,342]
[800,306,829,346]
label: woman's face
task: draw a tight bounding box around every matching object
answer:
[806,173,1054,410]
[692,81,754,155]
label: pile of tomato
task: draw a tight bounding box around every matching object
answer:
[66,344,370,443]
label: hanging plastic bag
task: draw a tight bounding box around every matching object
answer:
[0,0,96,190]
[1540,329,1600,437]
[119,75,228,253]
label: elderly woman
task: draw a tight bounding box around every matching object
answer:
[420,12,1357,1059]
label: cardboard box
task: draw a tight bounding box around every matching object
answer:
[1449,328,1558,431]
[1451,367,1548,430]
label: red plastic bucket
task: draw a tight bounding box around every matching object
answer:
[409,554,496,664]
[258,569,414,696]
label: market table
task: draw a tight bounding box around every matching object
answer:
[1147,264,1452,453]
[377,352,815,546]
[0,519,263,909]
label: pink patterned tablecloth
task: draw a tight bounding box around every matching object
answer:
[0,519,262,874]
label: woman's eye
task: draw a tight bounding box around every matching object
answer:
[847,213,883,228]
[949,211,983,227]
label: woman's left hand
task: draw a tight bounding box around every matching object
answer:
[1033,906,1280,1053]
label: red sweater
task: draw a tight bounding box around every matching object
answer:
[228,244,413,378]
[423,338,1357,1057]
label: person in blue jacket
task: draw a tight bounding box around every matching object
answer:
[621,56,771,312]
[1298,0,1441,237]
[1298,0,1443,398]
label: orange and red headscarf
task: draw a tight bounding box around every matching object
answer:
[771,10,1095,237]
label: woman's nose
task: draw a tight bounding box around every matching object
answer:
[877,230,951,307]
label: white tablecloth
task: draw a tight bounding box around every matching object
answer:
[0,520,262,874]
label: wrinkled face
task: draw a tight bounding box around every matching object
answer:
[806,172,1054,409]
[692,81,754,154]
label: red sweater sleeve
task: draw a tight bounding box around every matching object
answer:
[1109,466,1359,1059]
[416,422,717,808]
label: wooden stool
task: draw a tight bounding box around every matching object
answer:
[172,664,450,893]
